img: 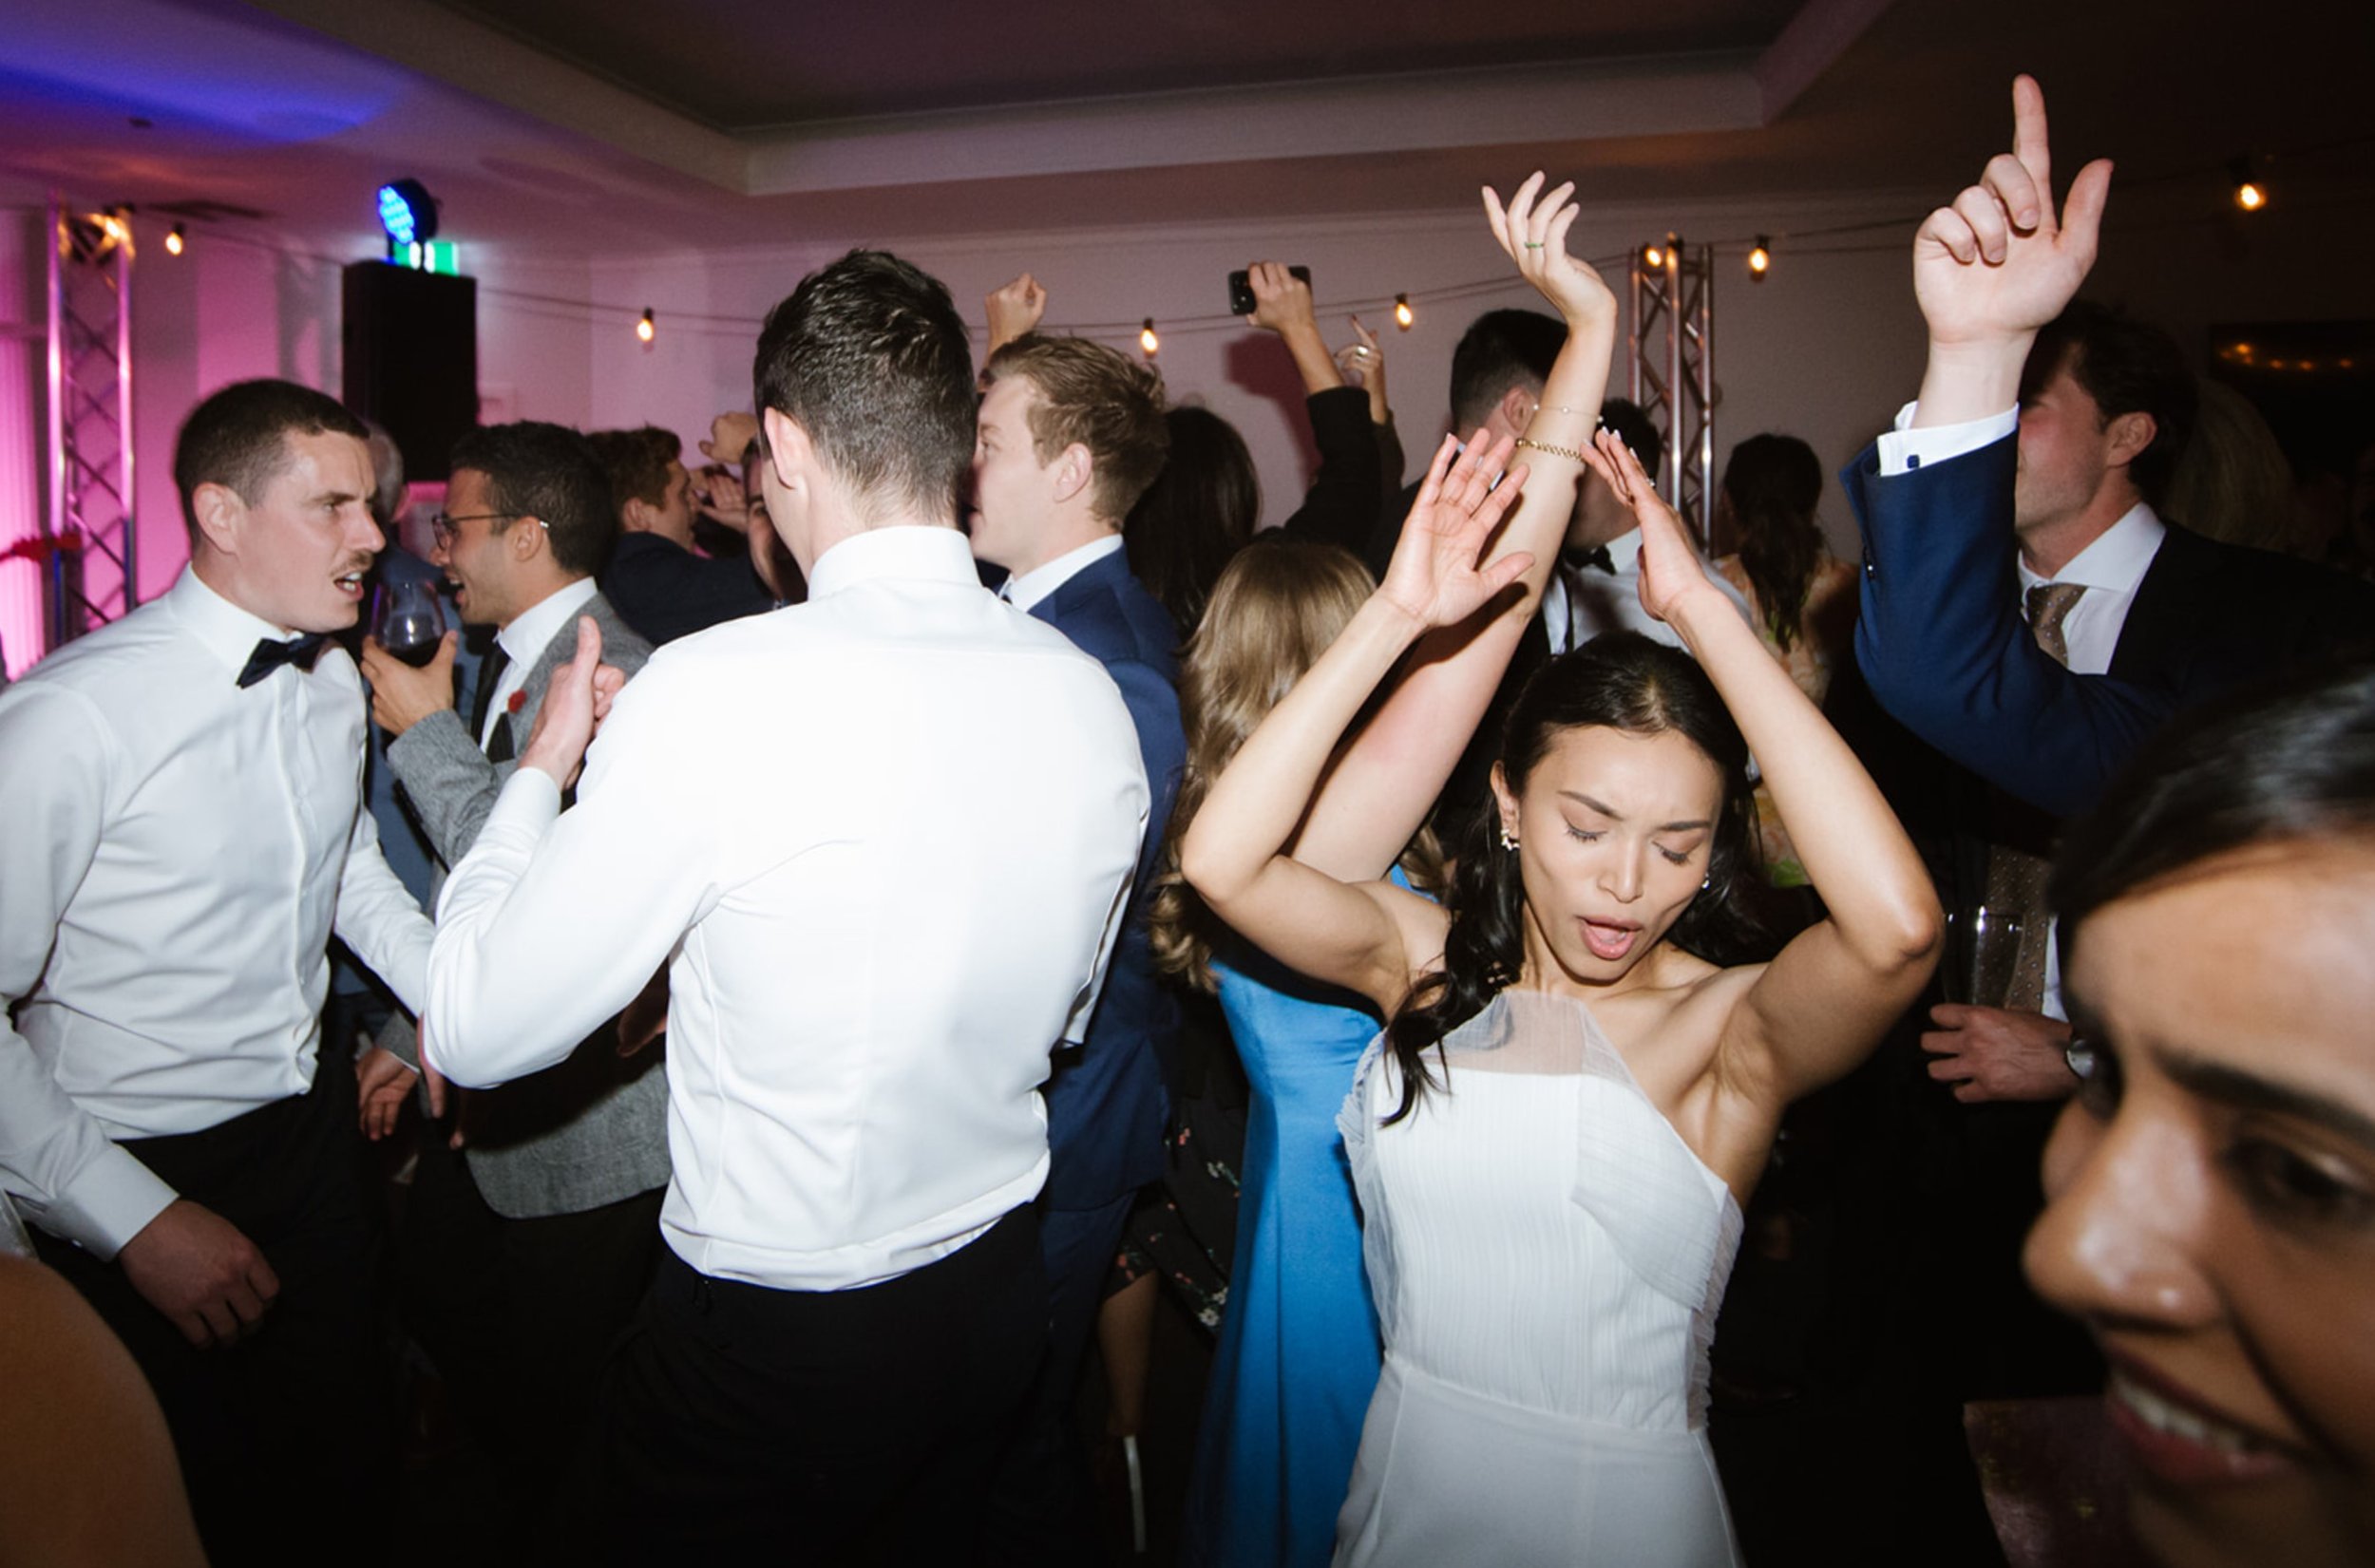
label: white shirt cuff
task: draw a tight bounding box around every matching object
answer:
[434,768,563,924]
[46,1145,180,1260]
[1875,404,2019,477]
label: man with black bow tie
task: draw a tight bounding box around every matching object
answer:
[1425,396,1753,836]
[0,378,432,1565]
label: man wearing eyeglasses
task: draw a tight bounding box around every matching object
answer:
[356,420,666,1554]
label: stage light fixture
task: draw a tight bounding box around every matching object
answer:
[376,179,439,250]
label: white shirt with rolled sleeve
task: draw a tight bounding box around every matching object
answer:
[426,524,1148,1294]
[0,567,432,1258]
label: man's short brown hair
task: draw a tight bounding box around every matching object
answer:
[172,379,368,542]
[584,425,680,518]
[984,336,1169,523]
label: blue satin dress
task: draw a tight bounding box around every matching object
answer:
[1181,932,1390,1568]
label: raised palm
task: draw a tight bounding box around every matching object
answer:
[1378,432,1532,632]
[1482,172,1616,329]
[1579,430,1704,626]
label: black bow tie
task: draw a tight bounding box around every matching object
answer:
[237,633,330,689]
[1564,545,1616,576]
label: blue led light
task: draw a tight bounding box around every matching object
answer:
[376,184,414,245]
[374,179,437,247]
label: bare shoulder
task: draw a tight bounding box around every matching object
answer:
[1593,949,1750,1087]
[1605,953,1779,1192]
[1638,948,1762,1036]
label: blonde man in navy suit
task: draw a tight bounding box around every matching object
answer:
[974,333,1186,1560]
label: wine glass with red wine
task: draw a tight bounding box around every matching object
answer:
[372,577,447,668]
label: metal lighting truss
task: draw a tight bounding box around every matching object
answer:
[43,194,138,649]
[1626,235,1716,549]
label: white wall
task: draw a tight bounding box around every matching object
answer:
[548,195,1932,561]
[79,178,2375,633]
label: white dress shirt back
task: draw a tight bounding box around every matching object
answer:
[0,568,432,1256]
[428,525,1149,1292]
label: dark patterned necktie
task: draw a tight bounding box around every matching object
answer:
[2024,582,2086,667]
[236,633,329,689]
[1989,581,2089,1011]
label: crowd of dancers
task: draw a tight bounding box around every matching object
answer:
[5,73,2374,1568]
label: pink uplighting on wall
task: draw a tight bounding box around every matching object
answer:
[1,214,45,681]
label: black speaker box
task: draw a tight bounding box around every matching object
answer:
[342,261,477,482]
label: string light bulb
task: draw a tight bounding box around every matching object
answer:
[1139,318,1159,357]
[1643,243,1664,270]
[1394,293,1414,331]
[165,223,185,256]
[1748,236,1771,280]
[2232,157,2268,213]
[636,308,656,344]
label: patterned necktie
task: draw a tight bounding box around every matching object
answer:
[236,633,329,689]
[2024,582,2086,668]
[1987,581,2089,1012]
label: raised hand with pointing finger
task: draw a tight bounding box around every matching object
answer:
[1911,74,2114,425]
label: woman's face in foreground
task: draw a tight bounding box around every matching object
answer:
[2025,840,2375,1568]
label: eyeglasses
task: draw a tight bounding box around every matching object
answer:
[429,511,543,546]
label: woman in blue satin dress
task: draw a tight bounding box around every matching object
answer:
[1150,541,1440,1568]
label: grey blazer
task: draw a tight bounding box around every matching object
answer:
[379,588,672,1219]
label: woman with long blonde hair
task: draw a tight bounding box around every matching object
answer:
[1155,541,1441,1568]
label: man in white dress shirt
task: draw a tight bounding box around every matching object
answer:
[1548,399,1754,655]
[424,250,1150,1561]
[0,378,434,1564]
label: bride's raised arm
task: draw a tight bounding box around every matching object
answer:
[1289,174,1621,882]
[1584,433,1941,1102]
[1180,436,1531,1012]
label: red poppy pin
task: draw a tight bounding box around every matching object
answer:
[506,690,526,715]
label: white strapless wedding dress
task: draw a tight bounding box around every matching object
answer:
[1333,991,1746,1567]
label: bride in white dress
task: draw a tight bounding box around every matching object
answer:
[1181,175,1942,1566]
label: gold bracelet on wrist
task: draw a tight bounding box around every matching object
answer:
[1514,437,1586,463]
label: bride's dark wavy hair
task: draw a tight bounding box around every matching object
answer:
[1381,632,1772,1123]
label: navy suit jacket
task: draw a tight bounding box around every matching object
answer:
[601,532,773,647]
[1030,548,1186,1209]
[1845,433,2375,819]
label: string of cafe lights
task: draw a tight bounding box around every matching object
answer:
[73,128,2370,358]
